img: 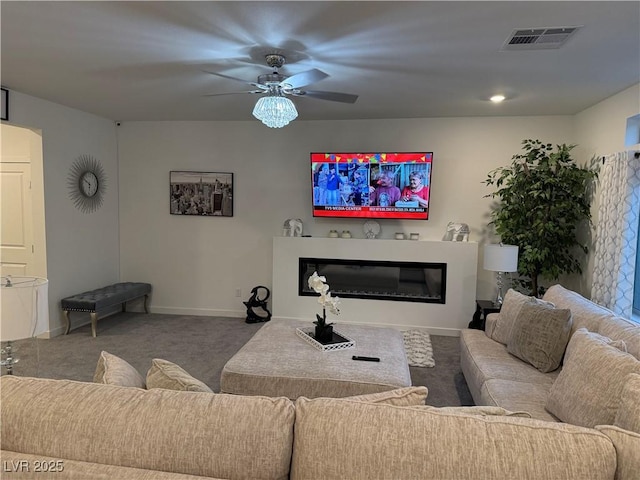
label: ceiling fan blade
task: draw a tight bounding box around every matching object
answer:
[294,90,359,104]
[203,90,263,97]
[282,69,329,89]
[202,69,263,88]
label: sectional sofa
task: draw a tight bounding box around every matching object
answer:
[460,284,640,480]
[1,283,638,479]
[461,284,639,422]
[0,376,628,479]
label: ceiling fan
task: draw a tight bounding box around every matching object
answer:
[203,53,359,104]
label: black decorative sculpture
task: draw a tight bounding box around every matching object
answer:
[243,286,272,324]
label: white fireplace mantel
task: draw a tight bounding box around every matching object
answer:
[272,237,478,336]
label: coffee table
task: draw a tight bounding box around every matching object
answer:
[220,319,412,399]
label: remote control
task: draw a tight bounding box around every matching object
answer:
[352,356,380,362]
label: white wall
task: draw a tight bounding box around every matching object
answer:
[575,84,640,158]
[117,115,574,316]
[6,83,635,334]
[8,92,119,335]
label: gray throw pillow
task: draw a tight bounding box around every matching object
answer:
[490,289,555,345]
[507,301,572,373]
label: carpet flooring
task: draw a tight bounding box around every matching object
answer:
[5,312,473,407]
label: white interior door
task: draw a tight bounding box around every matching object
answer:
[0,162,34,276]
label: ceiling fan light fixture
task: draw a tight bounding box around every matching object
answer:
[252,94,298,128]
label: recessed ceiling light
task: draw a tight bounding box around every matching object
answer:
[490,95,506,103]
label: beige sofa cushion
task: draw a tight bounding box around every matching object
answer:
[488,289,529,345]
[484,312,501,338]
[459,329,559,406]
[0,451,214,479]
[93,351,146,388]
[479,378,560,422]
[595,425,640,480]
[598,315,640,360]
[546,328,640,427]
[542,284,617,335]
[343,386,428,406]
[291,397,616,480]
[506,301,572,373]
[146,358,213,393]
[614,373,640,434]
[1,376,294,480]
[488,314,513,345]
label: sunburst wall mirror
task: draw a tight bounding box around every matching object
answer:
[67,154,107,213]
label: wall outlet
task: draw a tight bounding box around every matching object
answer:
[235,288,242,298]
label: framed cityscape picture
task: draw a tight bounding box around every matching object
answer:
[170,171,233,217]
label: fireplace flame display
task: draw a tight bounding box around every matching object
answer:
[299,258,446,304]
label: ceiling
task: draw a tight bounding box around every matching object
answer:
[1,1,639,122]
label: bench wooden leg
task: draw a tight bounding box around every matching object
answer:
[90,312,98,338]
[63,310,71,335]
[122,302,127,313]
[143,294,150,313]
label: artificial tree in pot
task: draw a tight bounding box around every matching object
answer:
[484,139,599,296]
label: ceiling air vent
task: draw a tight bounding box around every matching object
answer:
[501,26,582,50]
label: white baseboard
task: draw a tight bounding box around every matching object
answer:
[47,308,461,337]
[151,306,245,318]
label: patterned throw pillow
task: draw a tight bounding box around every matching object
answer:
[507,301,572,373]
[546,328,640,428]
[146,358,213,393]
[93,351,146,388]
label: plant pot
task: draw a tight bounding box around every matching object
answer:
[315,325,334,343]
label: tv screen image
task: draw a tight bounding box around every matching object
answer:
[311,152,433,220]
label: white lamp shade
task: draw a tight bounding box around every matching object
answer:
[1,277,49,341]
[483,244,519,273]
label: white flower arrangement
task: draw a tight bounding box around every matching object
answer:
[308,271,341,327]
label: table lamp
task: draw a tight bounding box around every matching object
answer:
[1,276,49,375]
[483,244,519,306]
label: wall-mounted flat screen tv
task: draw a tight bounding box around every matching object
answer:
[311,152,433,220]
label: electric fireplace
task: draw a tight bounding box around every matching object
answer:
[299,257,446,304]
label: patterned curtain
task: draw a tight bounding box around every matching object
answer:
[591,151,640,316]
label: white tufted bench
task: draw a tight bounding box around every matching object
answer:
[61,282,151,337]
